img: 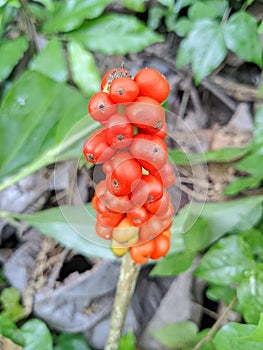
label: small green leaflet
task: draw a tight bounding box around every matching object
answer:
[0,36,28,83]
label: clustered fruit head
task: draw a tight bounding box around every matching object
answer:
[83,66,176,264]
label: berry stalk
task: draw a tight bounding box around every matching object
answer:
[105,252,140,350]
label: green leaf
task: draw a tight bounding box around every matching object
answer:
[150,250,195,276]
[254,105,263,145]
[119,331,136,350]
[188,1,218,21]
[173,17,193,36]
[12,204,115,260]
[191,196,263,244]
[54,333,91,350]
[176,19,227,84]
[122,0,145,12]
[214,322,263,350]
[168,196,263,261]
[174,0,193,12]
[0,0,8,7]
[241,228,263,259]
[151,321,198,348]
[169,215,187,253]
[30,39,68,82]
[241,313,263,342]
[68,41,100,96]
[21,319,53,350]
[156,0,174,9]
[188,0,227,21]
[195,235,255,285]
[235,153,263,177]
[195,329,214,350]
[147,6,166,30]
[237,263,263,324]
[0,287,24,322]
[43,0,111,33]
[169,145,249,165]
[0,36,28,83]
[224,176,263,196]
[33,0,54,11]
[206,284,236,305]
[0,70,97,191]
[164,10,178,32]
[223,11,262,67]
[183,216,211,251]
[0,315,25,346]
[68,14,164,55]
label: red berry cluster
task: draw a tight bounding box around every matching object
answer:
[83,66,176,264]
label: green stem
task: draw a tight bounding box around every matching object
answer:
[105,253,141,350]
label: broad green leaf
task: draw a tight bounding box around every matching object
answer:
[0,70,97,191]
[241,313,263,342]
[173,17,193,36]
[150,250,195,276]
[151,321,198,348]
[169,196,263,253]
[188,0,227,21]
[13,204,115,260]
[175,34,193,69]
[122,0,145,12]
[223,11,262,67]
[21,319,53,350]
[30,39,68,82]
[206,284,236,305]
[188,1,218,21]
[169,145,249,165]
[241,228,263,259]
[169,221,186,253]
[224,176,263,196]
[0,36,28,83]
[190,196,263,243]
[54,333,91,350]
[254,105,263,145]
[68,41,100,96]
[235,153,263,177]
[195,235,255,285]
[0,315,25,346]
[183,216,211,251]
[214,322,262,350]
[119,331,136,350]
[43,0,111,33]
[0,287,24,321]
[237,263,263,324]
[68,14,164,55]
[176,19,227,84]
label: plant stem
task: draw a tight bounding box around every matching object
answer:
[105,253,141,350]
[193,296,237,350]
[19,0,40,52]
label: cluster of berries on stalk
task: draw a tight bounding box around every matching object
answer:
[83,66,176,264]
